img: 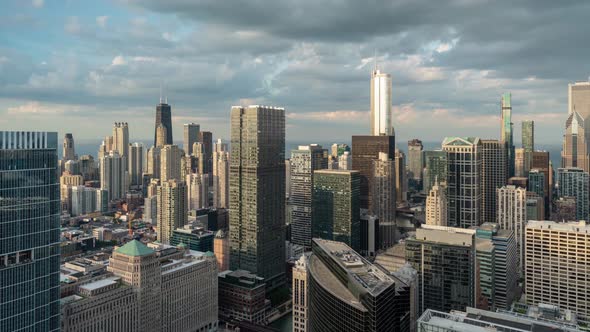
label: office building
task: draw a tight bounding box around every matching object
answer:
[496,185,526,277]
[70,186,98,216]
[525,220,590,324]
[128,142,143,186]
[212,142,229,209]
[426,181,447,226]
[481,139,506,224]
[146,146,161,179]
[198,131,213,175]
[532,151,551,217]
[406,225,477,313]
[154,97,173,146]
[64,159,80,175]
[157,179,188,244]
[183,123,200,155]
[372,152,397,248]
[308,238,411,331]
[522,120,534,173]
[229,105,286,287]
[501,93,515,177]
[408,139,424,189]
[312,169,361,251]
[60,172,84,213]
[352,135,395,209]
[79,154,98,181]
[359,212,379,257]
[112,122,129,167]
[63,132,76,160]
[515,148,525,177]
[370,68,393,136]
[442,137,482,228]
[557,167,589,221]
[331,143,350,157]
[526,194,545,222]
[423,150,447,194]
[290,144,328,247]
[218,270,268,324]
[528,169,546,201]
[214,230,229,271]
[144,195,157,224]
[100,150,127,201]
[552,197,577,222]
[170,228,214,252]
[395,148,407,202]
[0,131,60,332]
[293,254,309,332]
[338,151,352,170]
[562,110,589,172]
[187,173,208,210]
[568,81,590,117]
[98,135,114,161]
[160,144,183,182]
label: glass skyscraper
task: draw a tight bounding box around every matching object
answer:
[501,93,515,178]
[154,98,173,146]
[0,131,60,331]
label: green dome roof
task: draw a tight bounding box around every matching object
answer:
[115,240,155,257]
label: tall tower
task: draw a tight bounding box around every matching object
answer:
[497,185,527,277]
[292,254,309,332]
[372,152,397,248]
[112,122,129,161]
[213,141,229,209]
[557,167,589,221]
[562,110,590,172]
[426,181,447,226]
[290,144,328,247]
[407,139,424,189]
[229,105,286,288]
[100,150,127,201]
[0,131,61,331]
[501,93,515,177]
[160,144,183,182]
[157,179,188,244]
[63,132,76,160]
[522,120,534,173]
[128,142,143,186]
[370,68,393,136]
[481,139,506,224]
[183,123,200,156]
[154,98,173,146]
[394,149,407,203]
[198,131,213,175]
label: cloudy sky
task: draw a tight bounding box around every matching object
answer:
[1,0,588,146]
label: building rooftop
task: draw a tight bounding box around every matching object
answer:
[413,225,475,247]
[78,277,120,292]
[442,137,480,146]
[115,240,155,257]
[314,169,359,175]
[527,220,590,233]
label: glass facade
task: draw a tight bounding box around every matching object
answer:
[423,150,447,194]
[0,131,60,331]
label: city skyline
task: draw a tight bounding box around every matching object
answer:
[2,1,590,144]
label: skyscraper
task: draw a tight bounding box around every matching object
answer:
[337,151,352,170]
[63,132,75,160]
[0,131,61,331]
[568,81,590,117]
[154,98,173,146]
[187,173,208,210]
[481,139,506,224]
[290,144,328,247]
[372,152,397,248]
[146,146,161,179]
[112,122,129,162]
[532,151,551,217]
[395,148,407,203]
[128,142,143,186]
[198,131,213,175]
[100,150,127,201]
[522,120,534,174]
[557,167,589,221]
[407,139,424,189]
[183,123,200,155]
[496,185,527,276]
[426,181,447,226]
[229,105,285,288]
[155,124,168,148]
[562,110,590,172]
[212,142,229,209]
[160,144,183,182]
[312,170,360,251]
[292,254,309,332]
[157,179,188,244]
[501,93,515,177]
[514,148,525,177]
[370,68,394,136]
[442,137,482,228]
[351,135,395,209]
[423,150,447,194]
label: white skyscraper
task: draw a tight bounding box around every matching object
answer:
[213,143,229,209]
[128,142,143,186]
[497,185,527,276]
[338,151,352,170]
[187,173,209,210]
[292,254,309,332]
[100,151,127,201]
[370,68,393,136]
[426,181,447,226]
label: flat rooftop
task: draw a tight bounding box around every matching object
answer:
[79,277,120,292]
[527,220,590,233]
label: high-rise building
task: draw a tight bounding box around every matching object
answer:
[407,139,424,189]
[330,143,350,158]
[312,169,361,251]
[426,181,447,226]
[63,132,76,160]
[526,194,545,222]
[338,151,352,170]
[157,179,188,244]
[60,172,84,213]
[474,223,519,310]
[406,225,476,313]
[423,150,447,194]
[229,105,286,287]
[532,151,551,217]
[0,131,60,332]
[160,144,183,182]
[154,98,173,146]
[292,254,309,332]
[308,239,411,332]
[198,131,213,175]
[496,185,526,277]
[568,81,590,117]
[155,124,168,148]
[372,152,397,248]
[187,173,208,210]
[562,110,590,172]
[214,230,229,272]
[395,148,407,203]
[442,137,482,228]
[79,154,98,181]
[552,197,577,222]
[525,220,590,324]
[112,122,129,163]
[514,147,525,177]
[70,186,98,216]
[144,195,157,224]
[501,93,515,177]
[557,167,589,221]
[528,169,545,201]
[183,123,200,155]
[146,146,161,179]
[522,120,534,174]
[100,150,127,201]
[218,270,268,324]
[370,68,394,136]
[481,139,506,224]
[128,142,143,186]
[213,147,229,209]
[290,144,328,247]
[352,135,395,209]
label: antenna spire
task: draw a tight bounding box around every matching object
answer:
[159,83,163,104]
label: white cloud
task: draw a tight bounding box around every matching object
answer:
[7,102,65,115]
[32,0,44,8]
[96,16,109,28]
[287,110,368,122]
[111,55,126,66]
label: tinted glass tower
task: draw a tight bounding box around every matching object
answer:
[154,98,173,146]
[0,131,61,331]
